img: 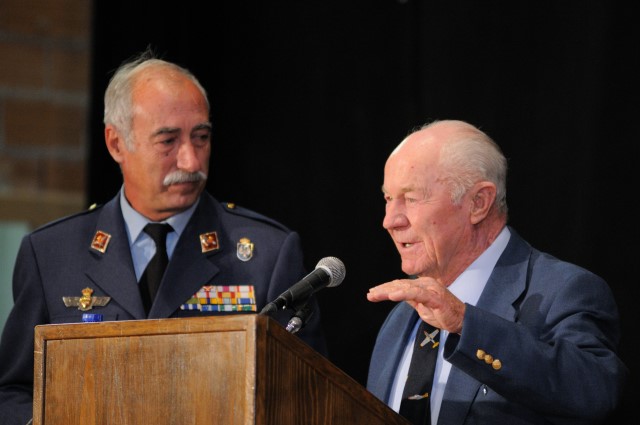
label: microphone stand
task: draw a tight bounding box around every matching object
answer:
[285,302,315,334]
[260,293,314,334]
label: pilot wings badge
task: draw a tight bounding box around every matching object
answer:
[63,287,111,311]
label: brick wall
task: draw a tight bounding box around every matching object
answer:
[0,0,92,229]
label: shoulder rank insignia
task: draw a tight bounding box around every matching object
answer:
[90,230,111,253]
[200,231,219,253]
[63,287,111,311]
[237,237,254,261]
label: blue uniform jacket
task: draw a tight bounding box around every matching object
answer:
[0,191,327,425]
[367,228,627,425]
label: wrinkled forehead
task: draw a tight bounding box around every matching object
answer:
[382,126,457,195]
[384,146,441,195]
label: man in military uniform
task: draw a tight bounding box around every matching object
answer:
[0,48,327,425]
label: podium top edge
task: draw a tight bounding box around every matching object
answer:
[34,314,268,341]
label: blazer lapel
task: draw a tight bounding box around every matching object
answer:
[369,303,419,402]
[149,195,223,318]
[475,227,530,321]
[84,197,146,319]
[438,227,531,425]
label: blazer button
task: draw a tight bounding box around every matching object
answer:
[476,349,486,360]
[492,359,502,370]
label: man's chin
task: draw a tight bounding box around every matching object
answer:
[400,259,423,277]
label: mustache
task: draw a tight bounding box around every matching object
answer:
[163,170,207,186]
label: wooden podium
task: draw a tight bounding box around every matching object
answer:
[33,314,409,425]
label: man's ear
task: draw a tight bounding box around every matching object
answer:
[105,125,125,164]
[469,182,497,224]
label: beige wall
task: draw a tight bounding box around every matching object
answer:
[0,0,92,328]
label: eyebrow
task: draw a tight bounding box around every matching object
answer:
[151,127,180,138]
[381,185,415,194]
[151,122,212,138]
[193,122,212,132]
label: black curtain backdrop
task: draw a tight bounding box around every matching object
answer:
[88,2,637,422]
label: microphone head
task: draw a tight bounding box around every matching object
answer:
[316,256,346,288]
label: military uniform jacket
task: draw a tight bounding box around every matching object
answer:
[366,227,628,425]
[0,191,327,425]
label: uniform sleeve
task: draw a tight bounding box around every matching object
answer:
[0,235,48,425]
[264,231,329,357]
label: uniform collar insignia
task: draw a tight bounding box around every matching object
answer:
[90,230,111,253]
[200,231,220,253]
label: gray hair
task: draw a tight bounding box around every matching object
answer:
[421,120,508,216]
[103,48,210,150]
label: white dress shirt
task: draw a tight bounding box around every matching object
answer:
[388,226,511,425]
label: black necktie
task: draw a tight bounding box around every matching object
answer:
[139,223,172,315]
[399,320,441,425]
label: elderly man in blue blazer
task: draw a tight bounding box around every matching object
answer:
[367,120,627,425]
[0,49,327,425]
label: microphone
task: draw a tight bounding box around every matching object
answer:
[260,256,346,315]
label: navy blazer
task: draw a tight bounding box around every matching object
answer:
[0,191,327,425]
[367,227,627,425]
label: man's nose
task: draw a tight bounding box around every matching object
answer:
[176,140,200,172]
[383,202,407,230]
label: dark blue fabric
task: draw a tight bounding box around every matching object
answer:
[0,191,328,425]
